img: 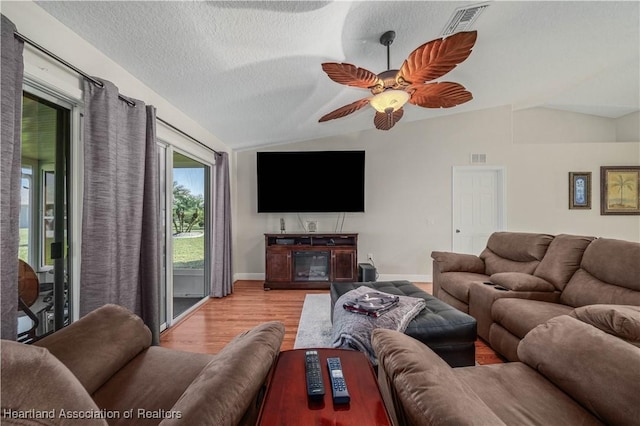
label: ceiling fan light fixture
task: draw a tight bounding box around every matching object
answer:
[369,89,410,113]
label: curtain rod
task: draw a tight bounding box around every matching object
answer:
[14,31,222,156]
[156,117,221,156]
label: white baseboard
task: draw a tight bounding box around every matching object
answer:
[233,273,432,283]
[377,274,432,283]
[234,273,264,281]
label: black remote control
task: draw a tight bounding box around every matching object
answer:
[305,350,325,400]
[327,357,350,404]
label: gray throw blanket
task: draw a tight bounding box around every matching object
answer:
[331,286,426,365]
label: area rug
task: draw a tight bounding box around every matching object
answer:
[293,294,333,349]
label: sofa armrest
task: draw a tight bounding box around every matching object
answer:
[518,315,640,425]
[469,282,561,341]
[489,272,555,292]
[372,329,506,426]
[34,304,152,394]
[1,341,108,425]
[431,251,485,274]
[160,321,284,426]
[570,304,640,346]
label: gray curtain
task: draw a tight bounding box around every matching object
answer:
[0,15,24,341]
[211,152,233,297]
[80,79,160,344]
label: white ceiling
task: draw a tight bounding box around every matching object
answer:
[35,1,640,150]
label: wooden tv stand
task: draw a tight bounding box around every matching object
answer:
[264,233,358,290]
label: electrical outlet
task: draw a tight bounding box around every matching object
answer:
[367,253,374,263]
[306,220,317,232]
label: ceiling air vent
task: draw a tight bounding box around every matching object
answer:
[442,2,489,36]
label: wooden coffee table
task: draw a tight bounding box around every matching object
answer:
[257,348,392,425]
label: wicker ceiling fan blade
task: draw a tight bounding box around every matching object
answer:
[409,82,473,108]
[321,63,383,90]
[373,108,404,130]
[319,98,371,122]
[397,31,477,85]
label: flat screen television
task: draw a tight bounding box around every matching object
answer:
[257,151,365,213]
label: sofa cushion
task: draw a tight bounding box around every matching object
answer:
[533,234,595,290]
[560,269,640,308]
[570,304,640,346]
[518,315,640,425]
[161,321,284,426]
[484,232,554,262]
[1,340,108,425]
[559,238,640,309]
[35,304,152,394]
[489,323,526,362]
[480,232,553,275]
[372,329,505,426]
[438,272,489,304]
[92,346,214,424]
[579,238,640,291]
[489,272,555,292]
[480,250,540,276]
[560,238,640,308]
[491,299,572,339]
[455,363,602,426]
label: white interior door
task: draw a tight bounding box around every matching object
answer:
[452,166,506,254]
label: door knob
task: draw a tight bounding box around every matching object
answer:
[455,229,461,233]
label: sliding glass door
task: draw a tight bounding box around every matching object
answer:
[18,91,71,341]
[158,143,212,328]
[172,152,208,317]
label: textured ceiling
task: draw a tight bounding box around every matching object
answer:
[35,1,640,150]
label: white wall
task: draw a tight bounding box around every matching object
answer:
[235,105,640,281]
[617,111,640,142]
[513,108,640,143]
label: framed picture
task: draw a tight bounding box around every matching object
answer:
[569,172,591,209]
[600,166,640,215]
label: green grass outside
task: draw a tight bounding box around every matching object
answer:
[19,228,28,262]
[19,228,205,270]
[172,234,205,269]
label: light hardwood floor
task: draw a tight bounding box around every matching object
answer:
[160,280,504,365]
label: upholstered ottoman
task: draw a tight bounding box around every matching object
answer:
[330,280,477,367]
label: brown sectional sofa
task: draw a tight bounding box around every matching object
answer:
[372,304,640,426]
[432,232,640,360]
[1,304,285,425]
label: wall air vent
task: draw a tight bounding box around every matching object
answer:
[470,153,487,164]
[442,2,489,36]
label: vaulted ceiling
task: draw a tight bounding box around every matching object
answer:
[36,1,640,150]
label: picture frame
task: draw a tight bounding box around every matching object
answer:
[600,166,640,215]
[568,172,591,209]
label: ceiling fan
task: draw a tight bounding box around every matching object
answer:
[319,30,477,130]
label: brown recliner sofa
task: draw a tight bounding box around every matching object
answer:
[1,304,285,425]
[372,304,640,426]
[432,232,640,360]
[432,232,558,314]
